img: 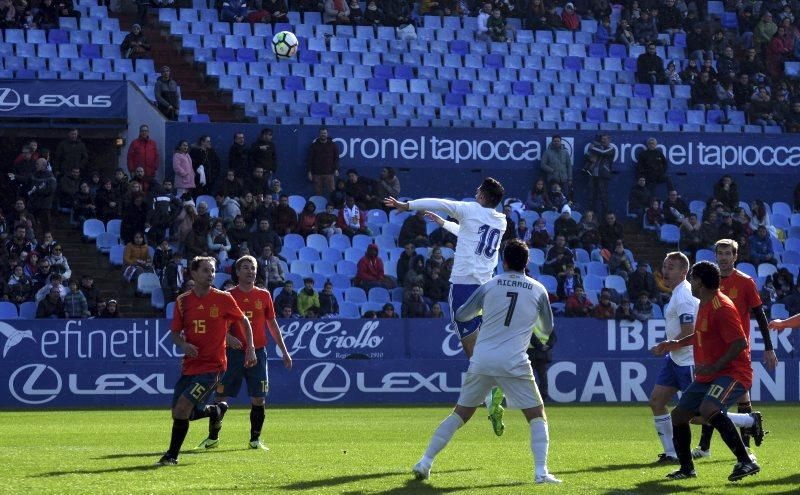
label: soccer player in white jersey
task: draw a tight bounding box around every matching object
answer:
[411,239,561,484]
[384,178,508,435]
[648,252,699,464]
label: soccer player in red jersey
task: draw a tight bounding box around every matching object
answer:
[652,261,760,482]
[197,255,293,450]
[693,239,778,459]
[156,256,256,466]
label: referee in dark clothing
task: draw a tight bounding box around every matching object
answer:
[249,128,277,178]
[307,127,339,196]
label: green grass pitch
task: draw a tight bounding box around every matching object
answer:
[1,405,798,494]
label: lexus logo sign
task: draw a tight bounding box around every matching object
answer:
[300,362,350,402]
[0,88,21,112]
[9,364,62,405]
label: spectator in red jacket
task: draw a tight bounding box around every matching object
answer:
[354,243,395,291]
[561,2,580,30]
[126,125,159,191]
[566,287,593,316]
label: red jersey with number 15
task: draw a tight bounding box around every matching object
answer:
[229,286,275,349]
[719,269,762,338]
[693,291,752,389]
[171,288,245,375]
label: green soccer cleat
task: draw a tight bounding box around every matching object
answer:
[249,439,270,451]
[487,387,505,437]
[196,438,219,449]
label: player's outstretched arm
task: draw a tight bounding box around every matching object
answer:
[383,196,409,211]
[768,312,800,331]
[424,211,460,236]
[267,318,293,370]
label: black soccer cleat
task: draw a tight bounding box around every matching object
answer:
[156,454,178,466]
[749,412,765,447]
[654,453,680,465]
[729,461,760,482]
[666,469,697,480]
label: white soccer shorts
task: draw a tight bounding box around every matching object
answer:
[457,372,543,410]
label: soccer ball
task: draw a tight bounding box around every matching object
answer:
[272,31,299,59]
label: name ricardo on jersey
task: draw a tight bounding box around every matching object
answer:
[497,279,534,290]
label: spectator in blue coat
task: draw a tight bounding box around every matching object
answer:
[749,225,777,265]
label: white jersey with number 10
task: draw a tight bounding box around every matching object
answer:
[408,199,507,285]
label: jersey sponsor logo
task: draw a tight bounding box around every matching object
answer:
[9,364,62,405]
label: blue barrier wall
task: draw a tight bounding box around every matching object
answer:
[165,123,800,215]
[0,80,127,119]
[0,318,796,408]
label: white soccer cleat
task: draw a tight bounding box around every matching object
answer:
[535,473,563,484]
[412,461,431,480]
[691,447,711,459]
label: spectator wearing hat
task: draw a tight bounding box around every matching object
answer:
[121,24,150,59]
[154,66,180,121]
[101,299,120,318]
[561,2,580,30]
[554,205,580,248]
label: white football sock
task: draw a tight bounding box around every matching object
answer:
[653,413,676,457]
[421,413,464,467]
[727,412,755,428]
[530,417,550,478]
[484,389,494,409]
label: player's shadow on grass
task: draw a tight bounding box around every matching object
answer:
[366,480,526,495]
[282,469,473,491]
[604,478,707,495]
[558,459,728,475]
[96,449,242,460]
[34,464,178,477]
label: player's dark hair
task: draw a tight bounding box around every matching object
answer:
[689,261,720,290]
[235,255,257,272]
[190,256,217,273]
[479,177,504,208]
[665,251,690,271]
[714,238,739,256]
[503,239,529,272]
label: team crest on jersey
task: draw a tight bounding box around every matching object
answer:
[255,300,263,310]
[210,306,219,318]
[727,287,738,299]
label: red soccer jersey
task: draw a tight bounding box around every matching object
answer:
[719,269,762,338]
[171,288,245,375]
[693,291,752,389]
[229,286,275,349]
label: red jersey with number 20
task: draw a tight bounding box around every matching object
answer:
[719,269,762,338]
[228,286,275,349]
[693,291,752,389]
[171,288,245,375]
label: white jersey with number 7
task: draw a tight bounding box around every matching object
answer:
[408,198,507,285]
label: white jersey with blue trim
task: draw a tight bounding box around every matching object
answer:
[408,198,507,285]
[665,279,699,367]
[456,271,553,377]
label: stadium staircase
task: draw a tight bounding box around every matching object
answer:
[52,216,156,317]
[113,11,244,122]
